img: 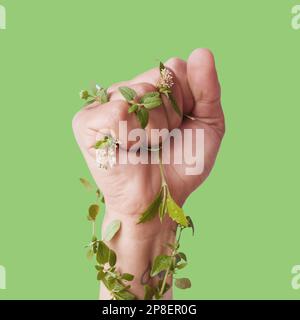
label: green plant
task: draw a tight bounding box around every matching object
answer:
[119,87,162,129]
[80,84,109,106]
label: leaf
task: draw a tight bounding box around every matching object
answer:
[150,255,172,277]
[140,91,160,103]
[88,204,99,221]
[121,273,134,281]
[108,249,117,267]
[168,93,181,117]
[138,189,163,224]
[159,62,165,73]
[110,280,126,293]
[158,280,171,296]
[97,269,105,281]
[98,88,109,104]
[144,284,155,300]
[96,241,110,264]
[143,97,162,110]
[103,220,121,241]
[119,86,137,102]
[94,136,109,149]
[84,98,96,106]
[159,186,167,222]
[187,216,195,235]
[96,189,105,203]
[178,252,187,261]
[166,194,188,227]
[136,108,149,129]
[79,178,93,190]
[175,278,191,289]
[128,104,138,114]
[86,249,94,260]
[176,262,187,270]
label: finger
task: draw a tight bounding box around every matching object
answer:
[164,57,194,115]
[109,82,169,145]
[130,62,184,130]
[74,83,170,152]
[187,48,222,119]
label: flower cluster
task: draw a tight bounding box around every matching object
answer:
[157,67,174,89]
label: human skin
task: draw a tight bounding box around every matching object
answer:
[72,48,225,300]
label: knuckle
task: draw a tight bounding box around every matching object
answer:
[166,57,185,69]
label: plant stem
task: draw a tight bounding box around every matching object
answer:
[159,227,182,297]
[92,221,95,238]
[159,157,167,187]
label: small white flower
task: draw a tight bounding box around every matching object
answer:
[95,137,118,170]
[95,84,102,92]
[157,68,174,89]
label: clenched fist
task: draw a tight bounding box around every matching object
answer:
[72,49,225,299]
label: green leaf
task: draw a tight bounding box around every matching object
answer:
[136,108,149,129]
[168,93,181,117]
[96,189,105,203]
[103,220,121,241]
[96,241,110,264]
[144,284,155,300]
[79,178,93,190]
[121,273,134,281]
[108,249,117,267]
[88,204,99,221]
[175,278,191,289]
[138,189,163,224]
[166,194,188,227]
[178,252,187,261]
[128,104,138,114]
[110,280,126,293]
[80,90,90,100]
[119,86,137,102]
[98,88,109,104]
[187,216,195,235]
[94,136,109,149]
[158,280,171,296]
[159,186,167,222]
[143,97,162,110]
[84,98,96,106]
[97,269,105,281]
[159,62,165,73]
[140,91,160,103]
[150,255,172,277]
[176,262,187,270]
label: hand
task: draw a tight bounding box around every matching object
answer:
[72,48,225,299]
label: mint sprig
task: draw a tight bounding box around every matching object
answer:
[137,161,188,227]
[118,86,162,129]
[80,84,109,106]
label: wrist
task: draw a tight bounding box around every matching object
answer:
[100,209,177,300]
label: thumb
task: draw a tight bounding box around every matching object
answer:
[187,48,222,119]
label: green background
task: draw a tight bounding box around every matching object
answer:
[0,0,299,300]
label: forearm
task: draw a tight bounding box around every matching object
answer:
[99,209,177,300]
